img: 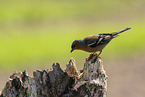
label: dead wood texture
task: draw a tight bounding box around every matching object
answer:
[0,54,108,97]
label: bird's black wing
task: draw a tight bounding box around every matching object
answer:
[87,34,113,48]
[87,37,104,48]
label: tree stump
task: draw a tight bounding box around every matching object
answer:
[0,54,108,97]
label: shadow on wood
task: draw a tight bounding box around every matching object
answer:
[0,54,108,97]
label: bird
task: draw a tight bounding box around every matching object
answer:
[70,27,131,56]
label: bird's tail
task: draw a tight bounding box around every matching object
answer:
[112,27,131,36]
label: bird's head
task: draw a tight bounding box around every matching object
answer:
[70,39,81,53]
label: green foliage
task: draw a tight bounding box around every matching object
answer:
[0,0,145,70]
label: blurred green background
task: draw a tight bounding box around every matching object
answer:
[0,0,145,97]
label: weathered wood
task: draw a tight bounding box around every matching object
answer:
[0,54,108,97]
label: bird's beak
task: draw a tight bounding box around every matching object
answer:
[70,48,74,53]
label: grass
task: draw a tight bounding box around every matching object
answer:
[0,0,145,71]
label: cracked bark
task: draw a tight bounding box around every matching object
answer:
[0,54,108,97]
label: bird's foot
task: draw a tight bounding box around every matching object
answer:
[86,53,100,63]
[90,52,97,56]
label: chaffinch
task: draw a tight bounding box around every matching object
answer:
[70,27,131,56]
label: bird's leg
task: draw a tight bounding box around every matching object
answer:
[90,52,96,56]
[89,52,97,60]
[93,52,96,55]
[97,51,102,57]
